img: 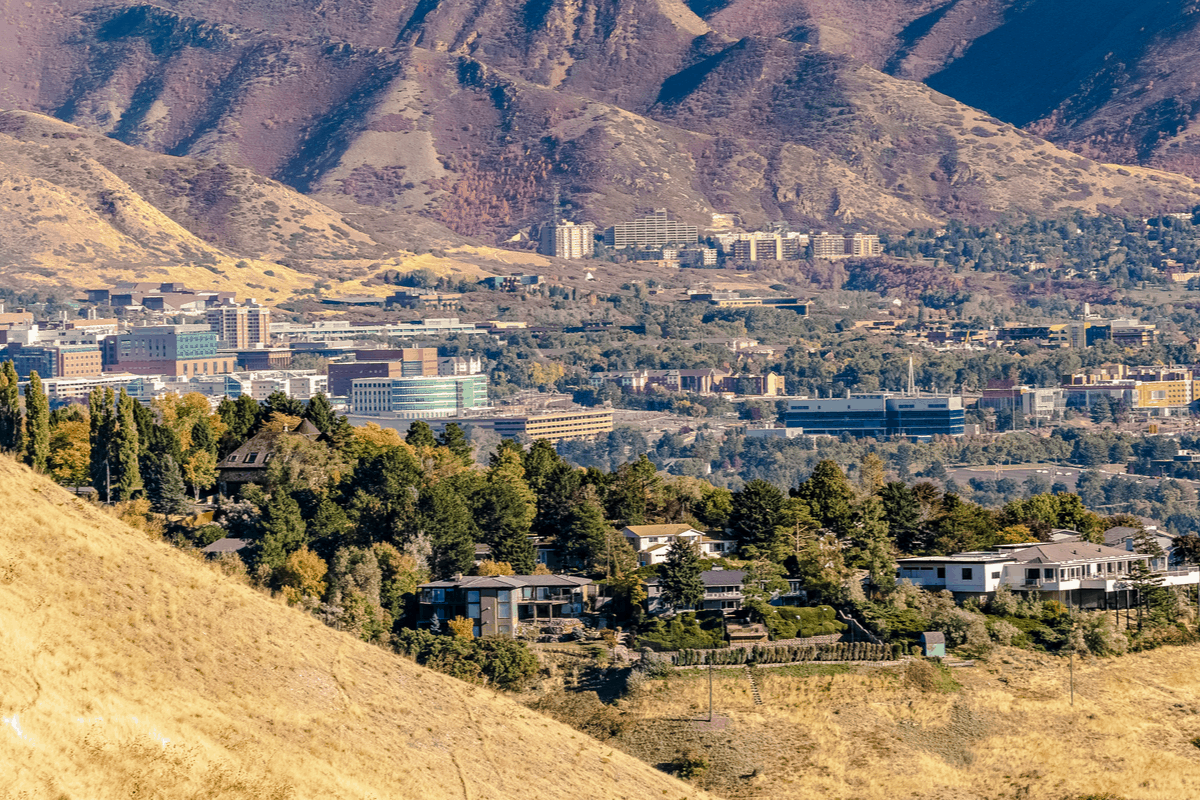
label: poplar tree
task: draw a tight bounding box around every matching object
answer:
[22,371,49,471]
[0,361,20,451]
[88,387,116,499]
[113,388,142,500]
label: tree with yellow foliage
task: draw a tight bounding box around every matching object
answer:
[475,560,514,576]
[447,615,475,639]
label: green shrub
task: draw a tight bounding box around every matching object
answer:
[638,612,726,651]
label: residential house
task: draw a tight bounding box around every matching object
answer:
[216,419,322,496]
[897,540,1200,609]
[1103,526,1177,570]
[645,568,746,615]
[417,574,592,637]
[620,524,736,567]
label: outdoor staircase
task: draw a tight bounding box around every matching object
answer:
[745,664,764,706]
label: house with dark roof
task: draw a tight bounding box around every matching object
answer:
[898,537,1200,609]
[645,568,747,615]
[417,574,593,637]
[1103,526,1176,570]
[621,524,736,566]
[216,419,322,496]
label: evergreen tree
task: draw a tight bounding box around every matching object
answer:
[418,481,477,579]
[437,422,473,465]
[730,478,787,559]
[309,498,353,562]
[22,370,50,472]
[532,460,583,539]
[606,454,660,525]
[88,388,116,499]
[660,538,705,610]
[263,390,305,418]
[560,494,608,572]
[476,444,537,574]
[522,439,562,496]
[854,495,896,592]
[880,481,924,553]
[796,460,855,535]
[0,361,21,451]
[304,393,335,434]
[405,420,437,448]
[151,454,190,517]
[258,493,308,571]
[113,389,142,500]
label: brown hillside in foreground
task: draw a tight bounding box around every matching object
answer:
[0,457,707,800]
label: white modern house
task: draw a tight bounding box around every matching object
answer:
[898,540,1200,609]
[621,524,737,567]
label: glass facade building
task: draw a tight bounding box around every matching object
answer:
[350,374,488,417]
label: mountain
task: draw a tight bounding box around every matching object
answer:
[691,0,1200,180]
[0,455,707,799]
[3,0,1199,247]
[0,110,507,296]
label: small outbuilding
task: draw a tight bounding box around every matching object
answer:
[919,631,946,658]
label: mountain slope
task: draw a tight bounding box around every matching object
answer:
[0,456,706,799]
[5,0,1200,241]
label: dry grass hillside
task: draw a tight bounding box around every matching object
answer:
[0,456,708,800]
[622,652,1200,800]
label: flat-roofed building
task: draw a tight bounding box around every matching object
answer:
[103,324,234,377]
[604,210,698,249]
[206,301,271,349]
[328,348,440,396]
[539,221,595,259]
[782,394,965,438]
[426,409,614,443]
[350,374,488,417]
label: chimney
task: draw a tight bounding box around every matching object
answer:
[453,573,463,581]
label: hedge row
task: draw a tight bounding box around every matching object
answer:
[672,641,895,666]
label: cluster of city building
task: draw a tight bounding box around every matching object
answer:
[536,209,883,264]
[848,314,1157,352]
[587,368,784,397]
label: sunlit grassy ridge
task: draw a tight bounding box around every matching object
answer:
[0,456,707,800]
[623,651,1200,800]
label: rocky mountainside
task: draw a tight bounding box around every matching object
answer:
[689,0,1200,179]
[3,0,1200,248]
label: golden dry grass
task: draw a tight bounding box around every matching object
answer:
[627,651,1200,800]
[0,457,709,800]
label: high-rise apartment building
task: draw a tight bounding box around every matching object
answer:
[206,301,271,349]
[539,221,596,259]
[604,210,698,249]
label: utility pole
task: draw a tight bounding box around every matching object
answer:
[1069,650,1075,707]
[708,659,714,723]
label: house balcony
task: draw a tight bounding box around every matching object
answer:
[703,591,744,599]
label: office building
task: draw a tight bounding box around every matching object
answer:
[979,382,1066,418]
[328,348,440,396]
[5,343,103,379]
[782,394,965,438]
[539,221,595,259]
[206,301,271,349]
[103,325,234,377]
[604,210,698,249]
[427,409,614,444]
[350,374,488,417]
[687,292,808,313]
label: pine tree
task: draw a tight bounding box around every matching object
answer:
[560,494,608,572]
[0,360,21,451]
[880,481,924,553]
[419,481,477,579]
[113,389,142,500]
[438,422,473,465]
[88,387,116,499]
[304,393,335,434]
[258,493,308,571]
[796,460,855,536]
[405,420,437,448]
[731,479,787,558]
[151,454,190,517]
[522,439,562,496]
[606,454,660,525]
[660,538,705,610]
[476,444,537,574]
[22,370,50,472]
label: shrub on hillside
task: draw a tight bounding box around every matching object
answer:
[638,612,726,651]
[393,629,538,691]
[751,604,845,640]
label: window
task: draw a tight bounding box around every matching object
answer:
[244,452,259,464]
[497,603,511,619]
[936,567,945,579]
[467,591,480,603]
[961,567,973,580]
[468,603,480,618]
[1044,569,1054,580]
[430,589,444,603]
[521,587,532,599]
[226,454,238,463]
[991,571,1000,579]
[498,625,511,635]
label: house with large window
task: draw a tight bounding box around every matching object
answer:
[897,540,1200,609]
[645,568,746,615]
[417,574,592,637]
[621,524,736,567]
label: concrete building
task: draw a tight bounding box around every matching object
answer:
[1064,365,1200,415]
[979,381,1066,418]
[539,221,595,259]
[350,374,488,417]
[730,234,803,262]
[39,373,152,404]
[847,233,883,256]
[687,292,808,313]
[678,247,718,267]
[103,325,234,377]
[811,232,847,259]
[328,348,440,396]
[898,541,1200,609]
[604,210,698,249]
[418,574,592,637]
[426,409,614,444]
[782,394,966,439]
[206,301,271,349]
